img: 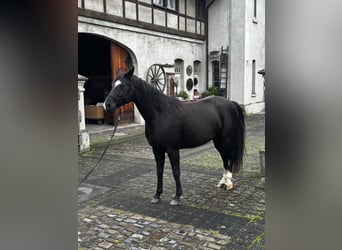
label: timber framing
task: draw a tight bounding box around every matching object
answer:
[78,0,205,41]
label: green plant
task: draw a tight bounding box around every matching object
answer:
[201,86,218,97]
[178,90,189,100]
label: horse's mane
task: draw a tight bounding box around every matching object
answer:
[132,75,181,112]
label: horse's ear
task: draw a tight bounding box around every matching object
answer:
[125,67,134,79]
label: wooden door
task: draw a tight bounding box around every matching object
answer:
[109,43,134,124]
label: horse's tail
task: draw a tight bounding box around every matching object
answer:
[231,101,245,173]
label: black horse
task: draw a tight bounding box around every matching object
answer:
[104,67,245,206]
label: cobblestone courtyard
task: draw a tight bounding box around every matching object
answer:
[78,114,265,249]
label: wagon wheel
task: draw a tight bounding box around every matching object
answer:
[146,64,166,92]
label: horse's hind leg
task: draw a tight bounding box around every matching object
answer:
[218,160,234,191]
[151,146,165,204]
[167,149,182,206]
[214,138,234,191]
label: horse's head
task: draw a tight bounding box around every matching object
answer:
[103,67,134,113]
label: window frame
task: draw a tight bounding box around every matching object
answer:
[252,0,258,23]
[153,0,163,7]
[193,60,201,75]
[167,0,176,11]
[153,0,178,12]
[251,59,256,97]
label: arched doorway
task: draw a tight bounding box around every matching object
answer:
[78,33,134,124]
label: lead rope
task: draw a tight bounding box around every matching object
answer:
[79,114,121,186]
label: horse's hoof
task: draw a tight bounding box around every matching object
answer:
[225,183,233,190]
[150,197,161,204]
[170,199,180,206]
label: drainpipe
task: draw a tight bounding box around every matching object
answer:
[228,0,232,99]
[205,3,209,90]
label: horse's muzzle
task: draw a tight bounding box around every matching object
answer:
[103,101,116,113]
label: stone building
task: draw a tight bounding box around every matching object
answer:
[78,0,265,128]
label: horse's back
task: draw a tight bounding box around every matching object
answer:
[176,96,233,148]
[146,95,239,150]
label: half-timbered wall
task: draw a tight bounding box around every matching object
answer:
[78,0,205,39]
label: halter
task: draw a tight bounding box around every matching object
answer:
[106,82,134,101]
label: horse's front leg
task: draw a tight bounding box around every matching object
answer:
[167,149,182,206]
[150,146,165,204]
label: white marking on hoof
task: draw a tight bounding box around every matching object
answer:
[170,199,180,206]
[225,183,233,190]
[217,177,226,188]
[218,170,233,190]
[150,197,161,204]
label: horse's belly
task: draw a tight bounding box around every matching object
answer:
[180,138,211,149]
[179,131,214,148]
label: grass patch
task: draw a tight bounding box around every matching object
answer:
[247,232,264,249]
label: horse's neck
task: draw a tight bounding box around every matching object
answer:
[132,78,161,122]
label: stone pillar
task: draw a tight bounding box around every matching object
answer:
[78,75,90,152]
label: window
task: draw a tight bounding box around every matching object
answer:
[252,60,256,96]
[196,0,205,19]
[174,59,184,90]
[167,0,176,10]
[212,61,220,89]
[253,0,257,18]
[153,0,177,11]
[153,0,163,6]
[194,60,201,75]
[174,59,183,73]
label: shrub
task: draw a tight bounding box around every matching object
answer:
[201,86,218,97]
[178,90,189,100]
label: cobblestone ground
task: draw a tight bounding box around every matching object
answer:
[78,114,265,249]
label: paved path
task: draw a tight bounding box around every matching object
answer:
[78,114,265,249]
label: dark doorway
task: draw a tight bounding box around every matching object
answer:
[78,33,112,106]
[78,33,134,124]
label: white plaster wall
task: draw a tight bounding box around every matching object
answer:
[208,0,229,51]
[201,21,205,36]
[139,5,152,23]
[125,1,137,20]
[107,0,123,17]
[179,16,186,31]
[196,21,200,34]
[186,19,196,33]
[167,13,178,29]
[78,16,205,123]
[243,0,265,112]
[154,9,166,26]
[229,0,246,104]
[84,0,104,12]
[207,0,229,93]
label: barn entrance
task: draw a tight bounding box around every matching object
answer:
[78,33,134,125]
